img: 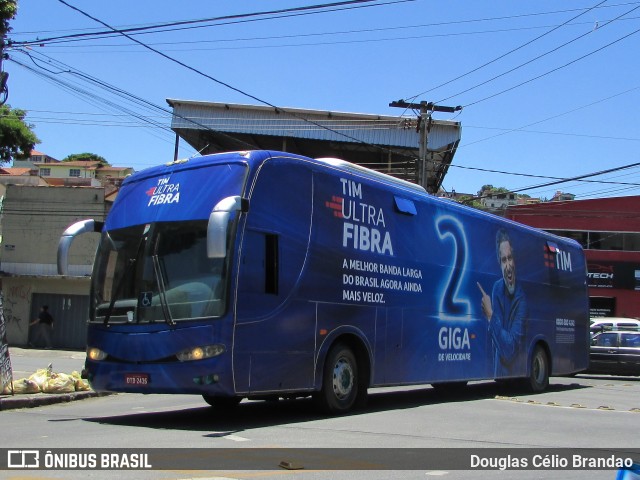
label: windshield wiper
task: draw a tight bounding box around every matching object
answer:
[152,253,175,326]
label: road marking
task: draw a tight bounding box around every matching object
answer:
[426,471,450,476]
[224,434,250,442]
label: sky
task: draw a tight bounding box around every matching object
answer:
[6,0,640,200]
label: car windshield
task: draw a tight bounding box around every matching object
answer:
[90,220,227,323]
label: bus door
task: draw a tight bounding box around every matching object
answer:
[233,160,315,394]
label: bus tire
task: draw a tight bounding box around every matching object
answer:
[202,395,241,410]
[315,343,360,415]
[525,345,549,393]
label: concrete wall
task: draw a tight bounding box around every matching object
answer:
[2,276,90,346]
[1,185,105,275]
[0,184,107,348]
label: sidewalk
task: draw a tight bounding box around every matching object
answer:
[1,347,111,411]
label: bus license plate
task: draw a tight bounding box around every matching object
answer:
[125,373,149,386]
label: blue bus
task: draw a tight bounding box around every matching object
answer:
[58,150,589,414]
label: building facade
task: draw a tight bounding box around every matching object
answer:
[506,196,640,318]
[0,185,106,348]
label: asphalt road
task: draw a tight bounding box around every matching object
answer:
[1,350,639,480]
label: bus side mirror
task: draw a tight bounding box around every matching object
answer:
[207,196,248,258]
[57,219,104,275]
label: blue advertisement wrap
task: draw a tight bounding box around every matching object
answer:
[105,159,248,231]
[84,151,589,405]
[305,169,588,385]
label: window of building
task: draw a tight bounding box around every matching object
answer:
[546,229,640,252]
[69,169,81,177]
[590,232,624,251]
[40,168,50,177]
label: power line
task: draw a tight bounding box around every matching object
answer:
[458,85,640,149]
[17,51,640,195]
[507,162,640,194]
[19,2,640,198]
[9,51,257,154]
[22,16,640,54]
[441,2,640,105]
[455,161,640,204]
[53,0,431,166]
[463,24,640,107]
[406,0,608,103]
[16,1,640,48]
[449,163,640,187]
[464,125,640,142]
[13,0,410,47]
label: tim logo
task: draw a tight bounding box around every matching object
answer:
[8,450,39,468]
[145,177,180,207]
[325,196,344,218]
[544,242,572,272]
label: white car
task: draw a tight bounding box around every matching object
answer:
[590,317,640,335]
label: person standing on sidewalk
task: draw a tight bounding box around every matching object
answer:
[30,305,54,349]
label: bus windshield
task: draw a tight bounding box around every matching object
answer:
[91,220,227,324]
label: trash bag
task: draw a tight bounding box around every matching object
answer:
[11,378,41,394]
[44,372,76,394]
[28,364,52,392]
[71,371,91,391]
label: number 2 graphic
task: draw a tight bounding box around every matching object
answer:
[435,215,471,320]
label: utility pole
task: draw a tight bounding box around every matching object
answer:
[0,13,8,105]
[0,0,15,106]
[389,100,461,194]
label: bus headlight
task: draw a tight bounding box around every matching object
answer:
[87,347,107,361]
[176,344,225,362]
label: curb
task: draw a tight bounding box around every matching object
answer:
[0,391,113,411]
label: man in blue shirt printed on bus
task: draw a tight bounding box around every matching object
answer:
[477,229,528,377]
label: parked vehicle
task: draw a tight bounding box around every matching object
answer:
[590,318,640,336]
[587,331,640,376]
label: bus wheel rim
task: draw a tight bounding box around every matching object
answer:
[533,354,544,383]
[332,358,354,399]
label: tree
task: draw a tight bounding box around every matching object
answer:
[0,3,36,163]
[0,104,39,163]
[0,0,17,33]
[62,152,110,165]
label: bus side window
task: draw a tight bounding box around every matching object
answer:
[265,233,278,295]
[241,230,278,296]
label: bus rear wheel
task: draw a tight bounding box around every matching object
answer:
[203,395,242,411]
[524,345,549,393]
[315,343,360,415]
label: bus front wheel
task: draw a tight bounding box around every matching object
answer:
[315,343,360,415]
[524,345,549,393]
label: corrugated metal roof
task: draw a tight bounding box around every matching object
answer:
[168,100,460,150]
[167,99,462,191]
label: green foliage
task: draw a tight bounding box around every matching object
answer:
[0,104,39,163]
[0,0,18,32]
[457,195,485,209]
[62,152,109,165]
